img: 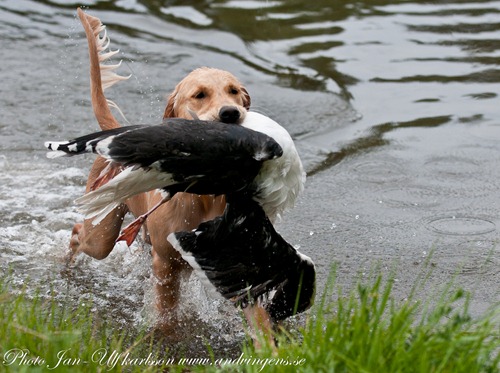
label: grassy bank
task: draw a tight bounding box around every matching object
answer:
[0,276,164,373]
[231,269,500,373]
[0,268,498,372]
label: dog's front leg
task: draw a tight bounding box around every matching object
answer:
[243,304,277,351]
[151,246,190,333]
[68,156,128,262]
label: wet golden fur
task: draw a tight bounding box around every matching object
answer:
[70,8,274,346]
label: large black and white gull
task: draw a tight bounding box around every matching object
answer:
[46,111,315,321]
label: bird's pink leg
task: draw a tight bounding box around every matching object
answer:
[116,193,171,246]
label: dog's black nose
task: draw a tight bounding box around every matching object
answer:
[219,106,241,124]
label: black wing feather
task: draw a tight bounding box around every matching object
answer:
[169,195,316,321]
[46,118,283,197]
[46,125,144,155]
[105,120,282,196]
[107,119,281,170]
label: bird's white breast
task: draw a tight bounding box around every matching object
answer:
[242,112,306,221]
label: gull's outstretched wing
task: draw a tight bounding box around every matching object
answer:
[45,119,282,222]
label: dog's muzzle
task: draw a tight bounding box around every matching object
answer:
[219,106,242,124]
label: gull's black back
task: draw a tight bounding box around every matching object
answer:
[106,120,282,196]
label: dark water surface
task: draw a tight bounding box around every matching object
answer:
[1,0,499,357]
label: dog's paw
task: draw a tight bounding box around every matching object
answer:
[67,222,83,263]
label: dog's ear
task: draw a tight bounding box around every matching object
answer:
[241,86,251,110]
[163,91,177,118]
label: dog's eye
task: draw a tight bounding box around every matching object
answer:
[195,92,205,99]
[229,88,239,95]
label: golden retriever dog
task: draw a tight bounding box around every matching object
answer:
[70,8,275,345]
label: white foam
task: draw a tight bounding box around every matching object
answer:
[0,156,151,325]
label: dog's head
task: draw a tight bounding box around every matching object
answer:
[163,67,251,124]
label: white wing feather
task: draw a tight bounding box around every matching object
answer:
[75,166,174,225]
